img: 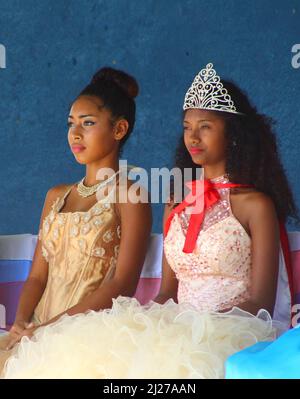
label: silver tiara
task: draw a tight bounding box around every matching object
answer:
[183,63,243,115]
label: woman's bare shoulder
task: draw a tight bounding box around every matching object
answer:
[232,189,276,219]
[45,183,74,202]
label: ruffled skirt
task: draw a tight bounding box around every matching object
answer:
[2,297,279,379]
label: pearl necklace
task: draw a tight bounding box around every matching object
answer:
[77,169,121,198]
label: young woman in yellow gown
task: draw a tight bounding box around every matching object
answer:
[0,67,152,373]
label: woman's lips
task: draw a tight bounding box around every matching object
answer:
[189,147,204,155]
[71,145,86,153]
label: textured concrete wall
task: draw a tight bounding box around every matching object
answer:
[0,0,299,234]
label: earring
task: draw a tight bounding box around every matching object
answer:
[232,140,237,147]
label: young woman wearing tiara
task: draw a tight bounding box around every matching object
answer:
[0,67,152,373]
[2,63,298,379]
[160,63,297,322]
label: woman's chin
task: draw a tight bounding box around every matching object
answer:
[190,154,205,165]
[73,156,89,165]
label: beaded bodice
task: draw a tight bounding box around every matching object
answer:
[34,184,121,324]
[164,175,252,312]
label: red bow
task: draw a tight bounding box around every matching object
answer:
[164,179,251,253]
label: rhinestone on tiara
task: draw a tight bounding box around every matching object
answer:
[183,63,244,115]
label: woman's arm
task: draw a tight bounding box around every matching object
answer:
[221,192,280,315]
[6,186,66,348]
[154,203,178,304]
[12,187,65,326]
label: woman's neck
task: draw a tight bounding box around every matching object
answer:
[203,165,226,180]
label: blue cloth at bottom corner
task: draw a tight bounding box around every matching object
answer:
[225,325,300,379]
[0,259,31,283]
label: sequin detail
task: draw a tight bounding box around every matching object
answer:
[78,238,87,253]
[83,213,92,223]
[93,217,104,227]
[92,247,106,257]
[81,224,91,235]
[110,256,117,268]
[117,225,121,239]
[41,246,49,262]
[70,225,79,237]
[72,214,81,225]
[57,214,66,226]
[114,245,120,258]
[43,220,50,235]
[92,206,104,216]
[46,240,55,251]
[53,228,60,240]
[103,230,114,243]
[48,210,55,223]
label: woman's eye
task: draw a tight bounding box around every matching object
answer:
[83,120,95,126]
[67,121,73,128]
[201,125,210,129]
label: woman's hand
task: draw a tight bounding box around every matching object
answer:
[6,321,36,350]
[9,320,31,339]
[19,325,38,340]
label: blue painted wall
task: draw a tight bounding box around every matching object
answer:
[0,0,299,234]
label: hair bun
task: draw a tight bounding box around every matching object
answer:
[91,67,139,99]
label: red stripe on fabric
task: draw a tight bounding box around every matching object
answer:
[279,223,295,328]
[291,251,300,293]
[279,223,294,304]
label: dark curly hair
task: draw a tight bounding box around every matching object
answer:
[173,80,299,225]
[78,67,139,154]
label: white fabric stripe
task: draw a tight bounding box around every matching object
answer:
[0,232,299,278]
[273,245,291,330]
[0,234,163,278]
[0,234,38,261]
[140,234,163,278]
